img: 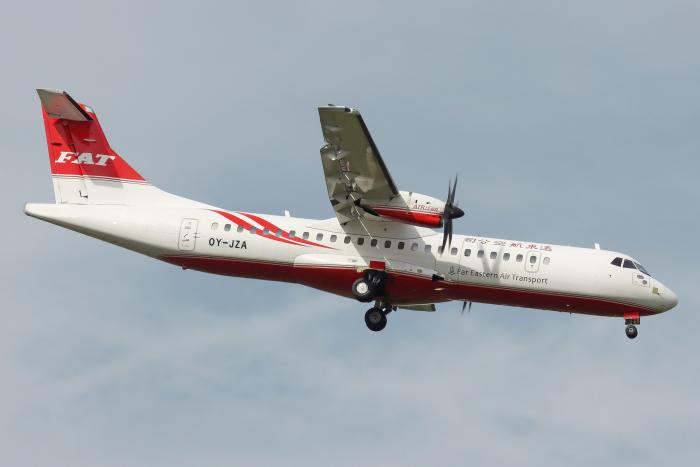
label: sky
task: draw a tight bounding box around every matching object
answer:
[1,1,699,466]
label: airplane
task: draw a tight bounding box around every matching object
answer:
[24,89,678,339]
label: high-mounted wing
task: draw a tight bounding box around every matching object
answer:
[318,106,399,224]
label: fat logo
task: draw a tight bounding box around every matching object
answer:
[54,151,115,166]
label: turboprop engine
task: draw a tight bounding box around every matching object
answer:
[355,177,464,249]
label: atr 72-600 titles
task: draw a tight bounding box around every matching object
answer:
[25,90,678,339]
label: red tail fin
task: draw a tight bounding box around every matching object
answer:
[38,89,145,182]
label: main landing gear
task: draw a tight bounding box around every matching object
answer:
[625,313,640,339]
[364,304,393,332]
[353,270,392,331]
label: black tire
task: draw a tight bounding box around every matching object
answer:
[352,278,375,302]
[364,307,387,332]
[625,324,638,339]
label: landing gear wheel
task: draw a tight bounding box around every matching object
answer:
[625,324,638,339]
[364,307,387,332]
[352,278,375,302]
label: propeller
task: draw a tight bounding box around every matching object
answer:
[461,300,472,315]
[441,175,465,253]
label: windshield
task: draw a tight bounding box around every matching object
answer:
[633,261,651,276]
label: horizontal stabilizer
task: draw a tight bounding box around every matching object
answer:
[37,89,93,121]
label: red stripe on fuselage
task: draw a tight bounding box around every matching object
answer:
[239,212,334,249]
[213,210,303,247]
[161,254,656,317]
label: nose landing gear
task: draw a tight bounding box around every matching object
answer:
[624,313,640,339]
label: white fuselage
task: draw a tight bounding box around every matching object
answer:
[24,202,678,318]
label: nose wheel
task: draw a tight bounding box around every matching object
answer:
[624,314,640,339]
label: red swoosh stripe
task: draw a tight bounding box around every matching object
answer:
[240,212,334,249]
[213,210,304,247]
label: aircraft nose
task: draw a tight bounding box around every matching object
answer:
[666,288,679,310]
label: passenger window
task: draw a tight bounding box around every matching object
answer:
[371,239,378,247]
[237,226,244,233]
[249,226,257,234]
[289,230,296,238]
[344,236,351,244]
[611,257,622,267]
[303,232,309,240]
[623,259,637,269]
[477,250,484,258]
[451,247,458,255]
[330,235,337,242]
[398,241,405,250]
[503,253,510,261]
[543,257,550,265]
[384,240,392,248]
[437,246,444,254]
[529,255,537,264]
[316,233,323,241]
[464,249,471,257]
[275,229,282,237]
[224,224,231,232]
[263,228,270,235]
[490,252,497,260]
[211,222,219,230]
[425,245,432,253]
[357,237,365,246]
[516,254,523,262]
[411,243,418,251]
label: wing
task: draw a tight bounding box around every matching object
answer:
[318,106,399,224]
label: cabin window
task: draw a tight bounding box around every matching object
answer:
[371,239,378,247]
[263,228,270,235]
[425,245,432,253]
[316,233,323,241]
[237,226,244,233]
[289,230,296,238]
[437,246,444,254]
[490,251,497,260]
[249,226,257,234]
[330,234,337,243]
[503,253,510,261]
[611,257,622,267]
[450,247,458,255]
[623,259,636,269]
[344,236,351,244]
[464,249,471,257]
[516,254,523,262]
[384,240,392,248]
[224,224,231,232]
[411,243,418,251]
[477,250,484,258]
[357,237,365,246]
[211,222,219,231]
[529,255,537,264]
[398,241,405,250]
[275,229,282,237]
[302,232,309,240]
[543,257,550,265]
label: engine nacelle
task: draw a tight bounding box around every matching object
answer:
[363,191,446,228]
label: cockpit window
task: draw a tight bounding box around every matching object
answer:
[623,259,637,269]
[611,257,623,267]
[633,261,651,276]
